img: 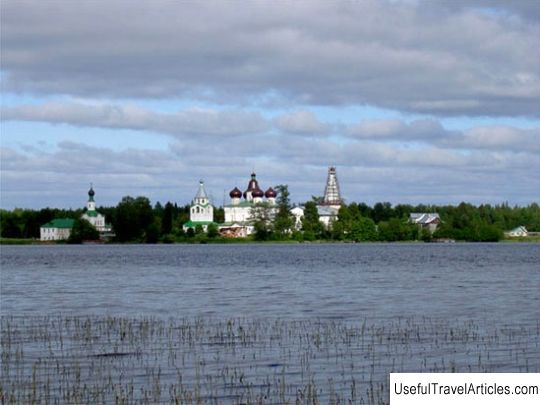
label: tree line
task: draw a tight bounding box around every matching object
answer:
[1,191,539,243]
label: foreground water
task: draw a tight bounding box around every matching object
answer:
[2,243,539,321]
[1,243,539,403]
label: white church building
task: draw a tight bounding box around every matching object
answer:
[183,180,217,231]
[40,185,112,241]
[81,185,112,233]
[220,172,277,237]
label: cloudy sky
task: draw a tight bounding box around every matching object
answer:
[1,0,539,209]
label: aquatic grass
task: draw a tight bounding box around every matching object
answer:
[1,316,539,404]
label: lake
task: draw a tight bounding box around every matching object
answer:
[1,243,539,403]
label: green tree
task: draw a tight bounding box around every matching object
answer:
[301,201,323,241]
[0,212,22,238]
[194,224,204,235]
[332,205,355,240]
[378,218,415,241]
[251,202,273,241]
[273,184,294,239]
[161,202,174,235]
[207,223,219,238]
[373,202,393,223]
[145,220,161,243]
[113,196,154,242]
[350,217,378,242]
[68,219,100,243]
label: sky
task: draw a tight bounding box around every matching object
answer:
[1,0,539,209]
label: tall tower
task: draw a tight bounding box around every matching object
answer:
[322,167,342,206]
[87,184,96,211]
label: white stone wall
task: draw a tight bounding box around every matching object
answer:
[82,213,108,232]
[224,206,252,223]
[191,204,214,222]
[40,227,72,241]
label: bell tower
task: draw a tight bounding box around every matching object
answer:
[321,167,342,207]
[87,184,96,211]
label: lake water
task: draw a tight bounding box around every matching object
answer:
[1,243,539,403]
[1,243,539,321]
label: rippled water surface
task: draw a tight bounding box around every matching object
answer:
[1,243,539,404]
[1,243,539,321]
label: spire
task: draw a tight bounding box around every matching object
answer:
[322,167,342,206]
[193,180,209,205]
[195,180,208,200]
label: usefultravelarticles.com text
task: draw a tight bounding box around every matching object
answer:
[390,373,539,404]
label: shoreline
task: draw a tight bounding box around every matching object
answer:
[2,237,540,245]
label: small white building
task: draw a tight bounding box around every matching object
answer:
[409,213,441,233]
[183,180,216,232]
[40,218,75,241]
[81,185,112,233]
[506,226,528,237]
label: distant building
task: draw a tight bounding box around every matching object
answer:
[220,172,277,237]
[409,213,441,233]
[40,218,75,241]
[317,167,343,227]
[81,185,112,233]
[506,226,528,237]
[183,180,217,232]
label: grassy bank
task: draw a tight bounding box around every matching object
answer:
[0,238,40,245]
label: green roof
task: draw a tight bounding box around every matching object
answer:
[41,218,75,229]
[183,220,217,228]
[225,201,255,208]
[84,210,100,217]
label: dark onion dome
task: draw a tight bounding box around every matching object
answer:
[245,172,259,193]
[265,187,277,198]
[252,188,264,198]
[229,187,242,198]
[88,187,95,197]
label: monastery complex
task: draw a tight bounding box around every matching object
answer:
[39,167,441,240]
[181,167,343,238]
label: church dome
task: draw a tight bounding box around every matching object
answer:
[265,187,277,198]
[229,187,242,198]
[88,187,95,197]
[252,188,264,198]
[245,172,259,193]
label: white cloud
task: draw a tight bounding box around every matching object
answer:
[2,102,269,137]
[1,1,539,208]
[274,111,331,135]
[441,126,540,153]
[2,0,539,116]
[346,119,448,141]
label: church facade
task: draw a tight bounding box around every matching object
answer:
[183,180,217,232]
[81,186,112,233]
[40,185,112,241]
[220,173,277,237]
